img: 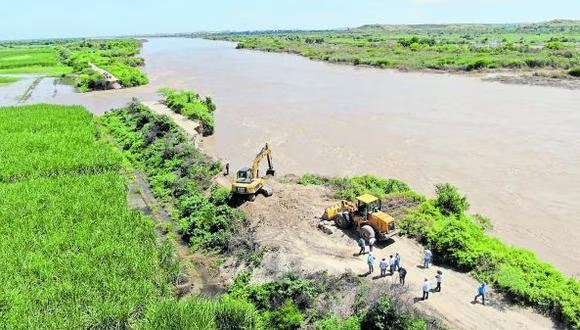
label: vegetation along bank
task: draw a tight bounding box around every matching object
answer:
[0,39,148,92]
[211,20,580,80]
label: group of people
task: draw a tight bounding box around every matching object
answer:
[359,241,488,305]
[366,252,407,284]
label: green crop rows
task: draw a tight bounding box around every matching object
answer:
[0,104,166,329]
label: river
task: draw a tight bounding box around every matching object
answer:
[1,37,579,276]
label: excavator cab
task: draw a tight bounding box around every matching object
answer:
[236,167,253,183]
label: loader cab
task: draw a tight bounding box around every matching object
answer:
[356,194,382,221]
[236,167,254,183]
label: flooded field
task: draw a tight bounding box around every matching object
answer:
[1,38,578,275]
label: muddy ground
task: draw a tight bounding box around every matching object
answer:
[219,178,557,330]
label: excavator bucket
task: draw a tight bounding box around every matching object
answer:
[266,169,275,176]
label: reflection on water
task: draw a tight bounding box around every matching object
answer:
[0,38,579,275]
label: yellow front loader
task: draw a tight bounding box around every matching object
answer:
[324,194,398,240]
[231,143,275,201]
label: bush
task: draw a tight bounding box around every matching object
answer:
[434,183,469,216]
[297,173,329,185]
[102,101,242,252]
[569,67,580,77]
[263,299,304,330]
[332,175,411,200]
[314,315,361,330]
[159,88,216,136]
[360,297,427,330]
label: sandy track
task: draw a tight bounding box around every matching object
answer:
[240,179,557,330]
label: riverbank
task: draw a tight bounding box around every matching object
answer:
[210,20,580,88]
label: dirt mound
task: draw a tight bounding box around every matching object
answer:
[237,178,557,330]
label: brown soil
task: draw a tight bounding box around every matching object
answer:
[227,178,558,330]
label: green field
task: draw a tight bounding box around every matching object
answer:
[0,47,72,75]
[0,104,165,328]
[0,75,20,84]
[0,39,148,91]
[213,20,580,77]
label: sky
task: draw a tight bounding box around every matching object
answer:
[1,0,579,40]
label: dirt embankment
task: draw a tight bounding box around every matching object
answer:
[226,177,557,330]
[143,100,558,329]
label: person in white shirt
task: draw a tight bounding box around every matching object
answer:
[422,278,431,300]
[379,258,389,277]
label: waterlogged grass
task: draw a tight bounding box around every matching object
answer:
[0,104,121,182]
[159,87,217,136]
[0,104,166,329]
[297,174,580,327]
[214,20,580,77]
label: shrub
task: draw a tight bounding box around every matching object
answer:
[331,175,411,200]
[314,315,361,330]
[263,299,304,330]
[568,67,580,77]
[434,183,469,216]
[297,173,329,185]
[159,88,216,136]
[360,297,427,330]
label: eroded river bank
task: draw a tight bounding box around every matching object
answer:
[1,37,578,276]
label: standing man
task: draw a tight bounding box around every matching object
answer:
[394,252,401,271]
[423,249,433,268]
[357,237,366,255]
[422,278,431,300]
[398,266,407,285]
[379,257,389,277]
[224,162,230,176]
[369,237,376,253]
[389,255,396,274]
[474,282,487,305]
[435,270,443,292]
[367,252,376,274]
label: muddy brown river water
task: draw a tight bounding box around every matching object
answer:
[1,38,579,276]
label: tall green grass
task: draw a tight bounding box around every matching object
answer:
[0,104,121,182]
[0,104,165,329]
[139,297,258,330]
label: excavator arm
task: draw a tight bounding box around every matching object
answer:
[251,143,275,178]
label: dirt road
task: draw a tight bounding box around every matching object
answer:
[238,179,557,330]
[144,100,557,329]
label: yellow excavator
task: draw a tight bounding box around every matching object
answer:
[323,194,398,241]
[231,143,275,201]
